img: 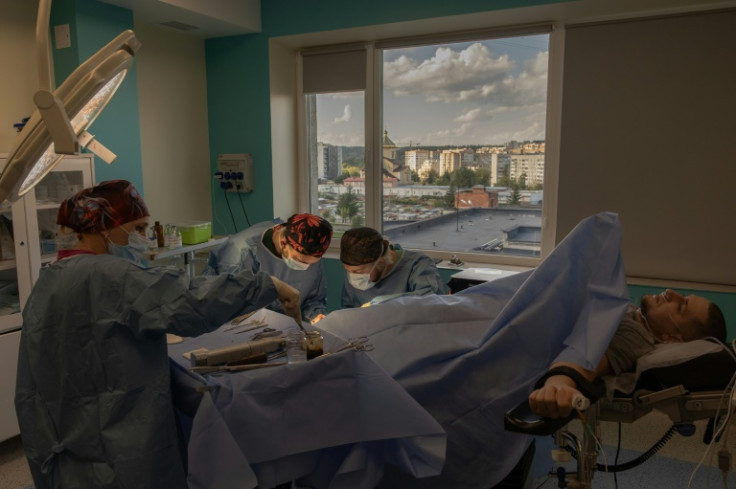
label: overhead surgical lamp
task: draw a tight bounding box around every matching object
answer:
[0,0,140,203]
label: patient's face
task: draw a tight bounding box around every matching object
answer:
[640,289,711,342]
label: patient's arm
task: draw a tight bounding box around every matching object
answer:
[528,356,611,419]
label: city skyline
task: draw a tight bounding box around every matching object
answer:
[316,34,549,148]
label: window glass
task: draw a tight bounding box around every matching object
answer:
[305,91,365,233]
[381,35,549,258]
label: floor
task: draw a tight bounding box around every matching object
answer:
[1,411,734,489]
[0,436,32,489]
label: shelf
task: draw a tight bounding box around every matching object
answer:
[0,259,17,272]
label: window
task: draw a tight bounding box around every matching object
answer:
[301,27,555,265]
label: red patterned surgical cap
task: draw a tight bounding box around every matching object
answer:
[283,213,333,257]
[57,180,150,233]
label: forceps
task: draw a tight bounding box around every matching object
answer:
[330,337,374,354]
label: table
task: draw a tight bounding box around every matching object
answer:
[168,309,446,489]
[146,237,227,277]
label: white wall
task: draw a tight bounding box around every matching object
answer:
[134,20,213,225]
[0,0,39,154]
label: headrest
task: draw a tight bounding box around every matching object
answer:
[636,339,736,391]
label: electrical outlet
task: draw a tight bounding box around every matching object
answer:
[217,154,253,193]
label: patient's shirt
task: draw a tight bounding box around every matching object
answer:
[605,304,657,374]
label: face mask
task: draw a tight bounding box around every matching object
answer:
[348,272,375,291]
[108,230,150,264]
[282,245,311,271]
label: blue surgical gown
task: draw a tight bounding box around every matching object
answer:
[341,246,449,308]
[15,254,278,489]
[319,212,630,489]
[203,220,328,321]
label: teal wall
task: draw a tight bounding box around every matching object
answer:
[50,0,144,194]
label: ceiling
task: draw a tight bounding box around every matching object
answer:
[96,0,261,39]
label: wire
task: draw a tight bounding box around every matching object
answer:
[578,411,614,489]
[222,188,238,234]
[687,371,736,489]
[236,189,252,227]
[614,422,622,489]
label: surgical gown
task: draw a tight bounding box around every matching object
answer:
[15,254,278,489]
[318,212,630,489]
[203,220,328,321]
[341,245,449,308]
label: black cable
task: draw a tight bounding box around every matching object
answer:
[222,188,238,233]
[236,189,252,227]
[614,422,622,488]
[566,423,679,473]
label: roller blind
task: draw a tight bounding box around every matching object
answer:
[301,46,366,94]
[557,9,736,286]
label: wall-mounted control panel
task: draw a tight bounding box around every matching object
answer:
[216,153,253,193]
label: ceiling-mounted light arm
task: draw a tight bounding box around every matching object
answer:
[36,0,52,93]
[34,90,78,155]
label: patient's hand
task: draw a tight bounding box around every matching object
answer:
[528,375,582,419]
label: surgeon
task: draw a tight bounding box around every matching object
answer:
[203,213,333,323]
[14,180,301,489]
[339,226,448,308]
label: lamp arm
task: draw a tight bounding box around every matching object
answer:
[34,90,79,155]
[36,0,53,92]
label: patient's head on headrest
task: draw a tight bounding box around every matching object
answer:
[640,290,726,343]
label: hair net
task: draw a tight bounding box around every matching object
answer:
[57,180,150,233]
[340,227,388,266]
[283,214,333,257]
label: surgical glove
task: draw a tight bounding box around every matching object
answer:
[271,276,302,326]
[310,314,326,324]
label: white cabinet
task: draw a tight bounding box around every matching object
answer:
[0,153,94,442]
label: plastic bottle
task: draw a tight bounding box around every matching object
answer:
[154,221,165,248]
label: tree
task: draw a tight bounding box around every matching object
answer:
[425,169,439,185]
[443,181,457,209]
[508,183,523,205]
[351,214,364,227]
[337,187,360,223]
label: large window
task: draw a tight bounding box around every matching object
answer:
[301,28,554,265]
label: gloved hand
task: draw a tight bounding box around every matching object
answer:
[271,276,302,326]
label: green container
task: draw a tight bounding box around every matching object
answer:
[177,220,212,245]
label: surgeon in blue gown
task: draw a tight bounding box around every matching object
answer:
[203,213,333,323]
[15,180,301,489]
[339,227,448,308]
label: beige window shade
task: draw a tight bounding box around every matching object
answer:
[557,9,736,286]
[301,48,366,94]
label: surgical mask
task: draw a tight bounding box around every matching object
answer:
[281,243,311,271]
[108,230,149,264]
[348,272,375,291]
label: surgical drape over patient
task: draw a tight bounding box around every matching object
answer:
[319,212,630,489]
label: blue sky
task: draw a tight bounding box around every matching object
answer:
[317,34,549,148]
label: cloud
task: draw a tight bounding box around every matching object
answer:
[384,42,548,108]
[333,104,352,123]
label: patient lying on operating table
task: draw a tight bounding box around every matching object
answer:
[318,212,729,489]
[529,289,726,420]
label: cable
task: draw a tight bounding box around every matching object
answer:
[614,422,622,489]
[222,187,238,233]
[236,189,252,227]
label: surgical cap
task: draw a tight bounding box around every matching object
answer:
[283,214,333,257]
[340,227,388,266]
[57,180,150,233]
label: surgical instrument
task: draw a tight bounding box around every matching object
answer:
[325,337,374,355]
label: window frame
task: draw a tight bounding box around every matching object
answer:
[297,24,563,268]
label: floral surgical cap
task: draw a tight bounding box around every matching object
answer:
[282,213,333,257]
[57,180,150,233]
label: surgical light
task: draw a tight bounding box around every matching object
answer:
[0,0,140,203]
